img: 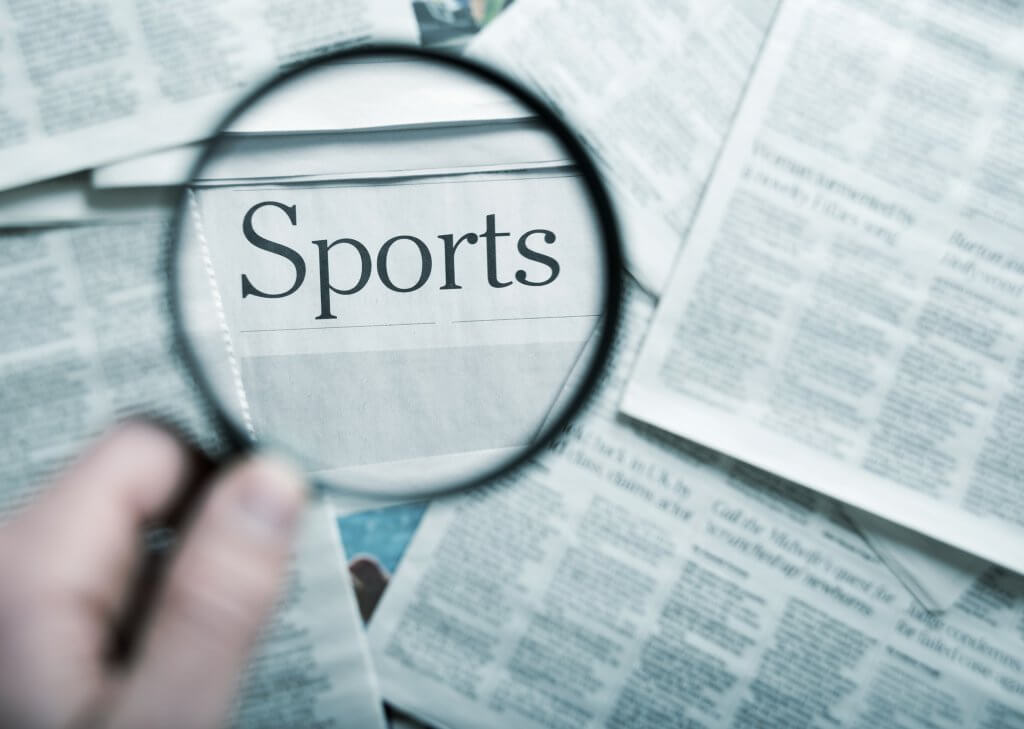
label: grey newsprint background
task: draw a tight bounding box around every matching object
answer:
[2,1,1024,729]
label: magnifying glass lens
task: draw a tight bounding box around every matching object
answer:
[174,49,618,499]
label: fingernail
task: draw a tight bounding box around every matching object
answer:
[236,457,306,539]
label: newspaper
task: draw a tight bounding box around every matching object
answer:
[467,0,778,293]
[623,0,1024,572]
[0,218,386,728]
[90,56,536,189]
[0,219,215,505]
[0,174,175,227]
[188,168,598,484]
[468,0,982,609]
[0,0,418,191]
[181,115,602,491]
[367,283,1024,728]
[235,501,386,729]
[850,509,987,614]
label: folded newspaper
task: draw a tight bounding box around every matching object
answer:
[368,282,1024,729]
[469,0,990,609]
[622,0,1024,572]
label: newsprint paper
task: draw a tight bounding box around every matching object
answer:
[623,0,1024,571]
[0,218,386,729]
[0,0,417,191]
[470,0,985,611]
[467,0,778,293]
[368,284,1024,729]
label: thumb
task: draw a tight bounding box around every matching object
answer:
[106,456,305,729]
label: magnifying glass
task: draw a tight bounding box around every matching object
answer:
[170,45,623,501]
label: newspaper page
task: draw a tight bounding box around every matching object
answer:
[180,111,600,488]
[0,219,216,505]
[0,0,418,191]
[90,56,535,190]
[367,283,1024,729]
[467,0,779,292]
[88,0,522,190]
[0,218,386,728]
[0,174,176,227]
[623,0,1024,571]
[187,167,597,482]
[235,501,386,729]
[850,509,987,613]
[470,0,984,610]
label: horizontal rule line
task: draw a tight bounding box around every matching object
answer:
[240,322,437,333]
[241,315,600,332]
[452,314,600,324]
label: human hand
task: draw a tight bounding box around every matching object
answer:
[0,421,305,729]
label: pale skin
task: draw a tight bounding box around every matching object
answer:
[0,421,305,729]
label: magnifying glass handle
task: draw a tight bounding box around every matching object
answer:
[106,417,218,662]
[105,416,335,662]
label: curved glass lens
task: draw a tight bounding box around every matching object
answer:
[174,49,617,498]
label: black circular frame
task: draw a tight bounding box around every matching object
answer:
[168,43,625,501]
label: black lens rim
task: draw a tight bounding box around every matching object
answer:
[168,43,625,501]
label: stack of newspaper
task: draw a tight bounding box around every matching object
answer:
[2,0,1023,728]
[365,1,1024,728]
[0,2,425,728]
